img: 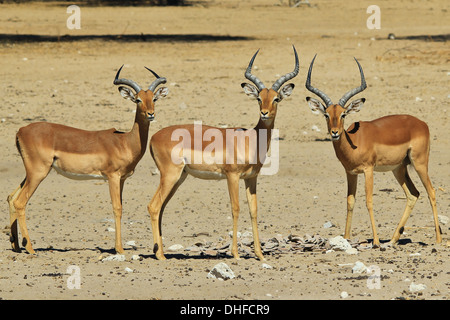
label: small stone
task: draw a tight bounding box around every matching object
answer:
[323,221,335,229]
[261,263,273,269]
[207,262,235,280]
[409,283,426,293]
[329,236,352,251]
[167,244,184,252]
[340,291,349,299]
[346,248,358,255]
[352,261,367,274]
[131,254,142,261]
[124,267,134,273]
[101,254,125,262]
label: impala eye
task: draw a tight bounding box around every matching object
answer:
[273,97,280,103]
[324,113,329,119]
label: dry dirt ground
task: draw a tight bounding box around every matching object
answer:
[0,0,449,302]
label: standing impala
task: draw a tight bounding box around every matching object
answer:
[148,47,299,260]
[7,65,168,254]
[305,55,442,247]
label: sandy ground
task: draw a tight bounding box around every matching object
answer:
[0,0,449,302]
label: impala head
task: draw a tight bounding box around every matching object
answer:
[305,55,366,141]
[241,46,299,123]
[113,65,168,122]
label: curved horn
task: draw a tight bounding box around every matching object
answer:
[271,45,300,92]
[305,54,333,107]
[113,65,142,93]
[244,49,266,91]
[338,57,367,107]
[145,66,167,92]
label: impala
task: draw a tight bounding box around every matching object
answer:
[7,65,169,254]
[148,47,299,260]
[305,55,442,247]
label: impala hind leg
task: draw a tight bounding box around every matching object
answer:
[7,179,25,252]
[147,168,186,260]
[10,172,49,254]
[390,164,419,244]
[413,164,442,244]
[244,177,264,261]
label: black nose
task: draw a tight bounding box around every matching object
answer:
[147,113,155,120]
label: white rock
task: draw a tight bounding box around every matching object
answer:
[167,244,184,252]
[131,255,142,261]
[107,227,115,232]
[124,267,134,273]
[438,215,449,225]
[352,261,367,274]
[126,240,136,247]
[102,254,125,262]
[261,263,273,269]
[409,283,426,293]
[415,97,423,102]
[329,236,352,251]
[323,221,335,229]
[345,248,358,255]
[340,291,349,299]
[207,262,235,280]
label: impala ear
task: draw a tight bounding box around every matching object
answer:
[153,86,169,101]
[344,98,365,115]
[241,82,259,98]
[279,83,295,100]
[118,86,137,103]
[306,97,326,115]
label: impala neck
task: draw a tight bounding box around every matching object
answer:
[254,117,275,154]
[332,129,357,163]
[129,108,150,157]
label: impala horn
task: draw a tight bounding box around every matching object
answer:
[338,57,367,107]
[271,45,300,92]
[145,67,167,92]
[113,65,142,93]
[305,54,333,107]
[244,49,266,91]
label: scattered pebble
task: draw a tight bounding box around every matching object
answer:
[340,291,349,299]
[207,262,235,280]
[329,236,352,251]
[101,254,125,262]
[352,261,367,274]
[167,244,184,252]
[409,283,426,293]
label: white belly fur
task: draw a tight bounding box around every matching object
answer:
[184,166,226,180]
[52,162,107,181]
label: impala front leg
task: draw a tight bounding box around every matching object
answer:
[108,176,125,254]
[245,177,264,260]
[227,174,241,260]
[344,172,358,240]
[364,168,380,247]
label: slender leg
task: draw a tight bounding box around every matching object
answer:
[147,167,185,260]
[244,177,264,261]
[414,165,442,244]
[344,172,358,240]
[226,173,241,260]
[390,164,419,244]
[7,179,25,252]
[108,176,125,254]
[12,173,49,254]
[364,167,380,247]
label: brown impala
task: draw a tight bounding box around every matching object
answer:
[7,66,168,254]
[305,55,442,247]
[148,47,299,260]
